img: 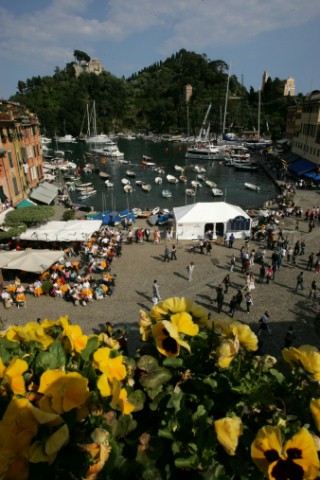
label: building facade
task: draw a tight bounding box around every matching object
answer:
[284,77,295,97]
[291,91,320,166]
[0,101,43,207]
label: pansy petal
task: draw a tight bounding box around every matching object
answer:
[284,427,320,479]
[231,322,258,351]
[251,426,282,475]
[171,312,199,336]
[97,373,112,397]
[214,417,242,455]
[45,424,69,457]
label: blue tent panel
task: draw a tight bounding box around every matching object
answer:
[288,158,316,175]
[303,171,320,181]
[16,199,37,208]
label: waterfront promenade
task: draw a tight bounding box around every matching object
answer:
[1,184,319,357]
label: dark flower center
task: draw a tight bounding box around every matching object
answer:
[162,336,178,354]
[265,449,280,463]
[271,457,304,480]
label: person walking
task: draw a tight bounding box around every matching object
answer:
[245,291,253,314]
[216,290,224,313]
[163,245,170,262]
[258,311,272,336]
[228,295,237,317]
[230,253,236,272]
[222,274,230,294]
[258,264,266,284]
[235,289,243,310]
[309,280,317,299]
[295,271,304,291]
[187,262,195,281]
[154,229,160,244]
[144,228,150,242]
[228,233,235,249]
[152,280,161,303]
[166,228,171,243]
[284,326,295,348]
[170,244,177,260]
[307,252,314,271]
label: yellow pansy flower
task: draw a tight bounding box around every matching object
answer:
[310,398,320,432]
[93,347,127,380]
[18,322,54,350]
[29,424,69,464]
[283,345,320,381]
[0,324,22,342]
[98,333,120,350]
[152,312,199,357]
[231,322,258,352]
[251,426,320,479]
[150,297,193,321]
[216,338,240,368]
[38,370,90,414]
[57,316,88,354]
[139,310,152,341]
[214,416,243,455]
[109,379,135,415]
[0,357,28,395]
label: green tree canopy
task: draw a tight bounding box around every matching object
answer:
[73,50,91,64]
[4,206,55,227]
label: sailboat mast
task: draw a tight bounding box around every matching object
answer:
[257,89,261,139]
[222,63,231,136]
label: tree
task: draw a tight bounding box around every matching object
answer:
[5,206,55,227]
[73,50,91,64]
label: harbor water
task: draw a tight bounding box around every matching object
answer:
[56,138,278,213]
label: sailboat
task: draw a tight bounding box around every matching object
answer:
[79,101,110,144]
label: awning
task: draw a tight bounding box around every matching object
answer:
[288,158,316,175]
[16,199,37,209]
[282,152,301,164]
[29,181,59,205]
[0,249,64,273]
[303,171,320,182]
[18,219,102,242]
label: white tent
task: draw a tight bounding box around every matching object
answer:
[173,202,251,240]
[0,249,64,273]
[18,220,102,242]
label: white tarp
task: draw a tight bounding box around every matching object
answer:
[0,249,64,273]
[173,202,251,240]
[18,220,102,242]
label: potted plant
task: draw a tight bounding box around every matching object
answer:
[41,280,54,296]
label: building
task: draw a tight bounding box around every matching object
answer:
[291,91,320,166]
[284,77,295,97]
[0,101,44,207]
[73,59,104,78]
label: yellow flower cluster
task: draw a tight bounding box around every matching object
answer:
[0,316,135,479]
[139,297,207,357]
[282,345,320,381]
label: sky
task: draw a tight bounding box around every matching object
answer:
[0,0,319,100]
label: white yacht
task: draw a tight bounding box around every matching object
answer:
[91,139,124,158]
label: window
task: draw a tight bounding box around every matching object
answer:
[12,177,19,196]
[7,151,13,168]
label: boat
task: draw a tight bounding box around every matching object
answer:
[234,163,258,171]
[56,134,77,143]
[91,139,124,158]
[136,210,151,219]
[80,101,110,144]
[78,190,97,199]
[185,188,196,197]
[105,180,114,188]
[192,165,206,173]
[179,175,188,183]
[99,171,110,179]
[141,183,152,192]
[126,170,136,178]
[212,188,224,197]
[162,189,173,198]
[191,180,202,189]
[148,215,158,226]
[123,184,133,193]
[142,155,156,167]
[157,213,171,226]
[121,178,131,185]
[174,165,184,172]
[135,180,144,187]
[152,206,160,216]
[205,179,217,188]
[154,176,163,185]
[166,174,178,184]
[131,207,142,217]
[244,182,261,192]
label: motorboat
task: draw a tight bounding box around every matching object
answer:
[142,155,156,167]
[244,182,261,192]
[121,178,131,185]
[174,165,184,172]
[166,174,178,184]
[212,188,224,197]
[131,207,142,217]
[141,183,152,192]
[234,163,258,171]
[185,143,225,160]
[179,175,188,183]
[91,139,124,158]
[135,180,144,186]
[56,134,77,143]
[192,165,206,173]
[155,176,163,185]
[126,170,136,177]
[152,206,160,215]
[191,180,202,189]
[157,213,171,225]
[99,171,110,179]
[205,179,217,188]
[123,184,133,193]
[78,190,97,200]
[162,189,173,198]
[105,180,114,188]
[185,188,196,197]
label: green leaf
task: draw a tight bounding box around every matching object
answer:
[49,339,66,367]
[81,335,99,362]
[163,357,184,368]
[174,455,198,469]
[128,389,146,412]
[139,367,172,389]
[0,346,11,363]
[137,355,159,373]
[0,338,20,350]
[270,368,285,384]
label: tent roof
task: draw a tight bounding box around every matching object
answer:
[173,202,250,223]
[30,182,59,205]
[18,219,102,242]
[16,199,37,209]
[288,158,316,175]
[0,249,64,273]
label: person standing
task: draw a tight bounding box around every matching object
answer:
[245,291,253,314]
[228,295,237,317]
[235,289,243,310]
[222,274,230,294]
[230,253,236,272]
[258,311,272,336]
[171,244,177,260]
[152,280,161,303]
[284,326,295,347]
[309,280,317,299]
[154,229,160,244]
[187,262,195,281]
[307,252,314,271]
[216,290,224,313]
[144,228,150,242]
[295,271,304,291]
[166,228,171,243]
[163,245,170,262]
[258,264,266,284]
[228,233,235,249]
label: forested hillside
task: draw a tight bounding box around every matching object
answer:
[10,49,298,139]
